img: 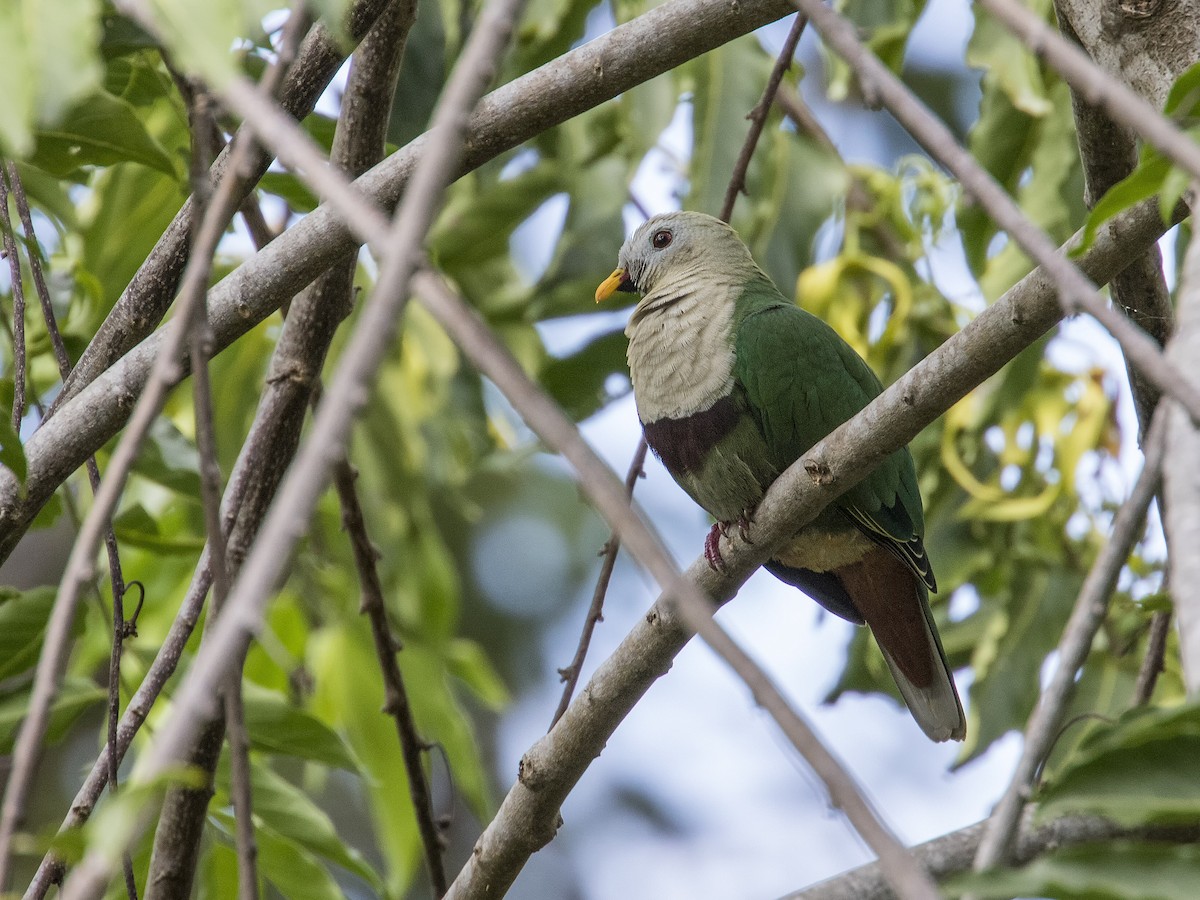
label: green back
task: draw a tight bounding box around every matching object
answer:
[732,288,930,577]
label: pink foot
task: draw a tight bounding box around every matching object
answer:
[704,523,729,574]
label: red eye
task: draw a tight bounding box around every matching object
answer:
[651,229,672,249]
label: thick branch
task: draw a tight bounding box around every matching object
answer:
[784,813,1200,900]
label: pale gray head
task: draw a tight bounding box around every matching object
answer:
[594,211,759,302]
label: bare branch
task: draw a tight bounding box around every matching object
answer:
[719,13,807,221]
[790,0,1200,423]
[333,461,447,895]
[1164,202,1200,695]
[1134,609,1172,705]
[54,0,387,408]
[971,406,1168,870]
[784,813,1200,900]
[415,271,940,900]
[0,170,26,431]
[551,439,647,727]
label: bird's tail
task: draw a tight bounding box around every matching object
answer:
[837,547,966,743]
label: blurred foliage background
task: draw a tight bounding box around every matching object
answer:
[0,0,1194,897]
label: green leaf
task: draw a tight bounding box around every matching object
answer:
[446,638,510,711]
[950,842,1200,900]
[541,325,630,421]
[430,164,565,271]
[132,417,201,497]
[0,0,103,157]
[0,676,105,753]
[259,172,319,213]
[217,758,383,891]
[1076,149,1169,255]
[0,395,27,485]
[309,625,420,896]
[251,824,345,900]
[1164,60,1200,118]
[0,586,58,680]
[966,1,1053,117]
[242,681,359,770]
[1037,704,1200,826]
[687,36,774,219]
[145,0,275,89]
[386,0,445,148]
[29,90,176,177]
[961,565,1081,764]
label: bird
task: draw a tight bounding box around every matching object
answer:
[595,210,965,743]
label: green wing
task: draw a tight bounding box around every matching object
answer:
[733,299,935,591]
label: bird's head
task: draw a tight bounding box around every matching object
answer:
[595,211,755,303]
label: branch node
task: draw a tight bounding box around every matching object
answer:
[803,457,834,485]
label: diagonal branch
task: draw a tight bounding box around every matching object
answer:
[971,405,1168,870]
[414,270,940,900]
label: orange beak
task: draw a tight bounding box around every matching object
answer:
[595,268,627,303]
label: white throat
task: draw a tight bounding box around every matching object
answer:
[625,274,738,423]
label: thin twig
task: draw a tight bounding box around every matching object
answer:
[0,170,25,432]
[1133,609,1171,705]
[971,406,1168,871]
[2,160,137,899]
[719,13,807,221]
[789,0,1200,424]
[61,0,525,894]
[332,461,447,895]
[415,270,940,900]
[551,439,647,728]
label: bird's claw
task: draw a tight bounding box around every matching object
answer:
[704,523,729,575]
[737,509,755,543]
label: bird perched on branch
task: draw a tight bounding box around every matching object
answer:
[596,211,965,743]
